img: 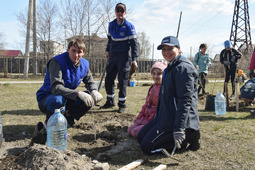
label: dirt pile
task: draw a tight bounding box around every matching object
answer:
[1,144,103,170]
[0,112,138,169]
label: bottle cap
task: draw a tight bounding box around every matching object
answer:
[54,109,61,113]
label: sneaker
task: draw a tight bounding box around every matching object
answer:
[30,122,47,146]
[118,107,126,113]
[230,94,235,99]
[198,94,204,97]
[202,92,209,95]
[250,110,255,114]
[100,101,116,109]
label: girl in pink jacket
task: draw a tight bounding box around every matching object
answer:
[128,61,167,138]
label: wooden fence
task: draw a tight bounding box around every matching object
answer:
[0,57,162,76]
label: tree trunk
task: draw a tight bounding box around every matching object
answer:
[4,57,8,78]
[24,0,33,78]
[33,0,37,75]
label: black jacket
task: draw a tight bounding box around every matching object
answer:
[220,48,242,68]
[156,55,200,133]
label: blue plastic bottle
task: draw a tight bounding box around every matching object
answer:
[215,92,226,115]
[47,109,67,151]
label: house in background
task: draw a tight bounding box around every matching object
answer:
[38,40,65,60]
[0,50,23,77]
[67,33,108,59]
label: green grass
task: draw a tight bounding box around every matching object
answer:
[1,78,255,169]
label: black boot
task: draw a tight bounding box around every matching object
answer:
[100,100,116,109]
[186,129,200,151]
[30,122,47,146]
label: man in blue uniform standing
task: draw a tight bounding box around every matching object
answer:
[101,2,139,113]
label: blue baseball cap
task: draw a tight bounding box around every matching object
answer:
[157,36,180,50]
[224,40,232,48]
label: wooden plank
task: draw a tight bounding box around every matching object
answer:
[225,82,229,110]
[118,159,145,170]
[236,82,239,111]
[153,164,167,170]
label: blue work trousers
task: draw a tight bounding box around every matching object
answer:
[105,52,130,108]
[38,93,91,122]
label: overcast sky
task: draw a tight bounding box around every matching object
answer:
[0,0,255,59]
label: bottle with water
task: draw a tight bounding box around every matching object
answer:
[47,109,67,151]
[215,92,226,115]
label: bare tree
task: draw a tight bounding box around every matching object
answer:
[24,0,33,78]
[37,0,59,61]
[58,0,88,37]
[0,32,5,49]
[33,0,37,75]
[97,0,116,36]
[137,32,151,59]
[58,0,107,57]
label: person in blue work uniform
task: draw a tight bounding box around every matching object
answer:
[220,40,242,98]
[31,39,103,145]
[100,2,139,113]
[193,43,211,95]
[137,36,200,155]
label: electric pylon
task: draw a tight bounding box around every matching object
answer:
[229,0,253,54]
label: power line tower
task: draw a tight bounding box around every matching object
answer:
[229,0,253,54]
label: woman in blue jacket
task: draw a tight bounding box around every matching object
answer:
[137,36,200,154]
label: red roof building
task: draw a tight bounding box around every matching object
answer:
[0,50,23,58]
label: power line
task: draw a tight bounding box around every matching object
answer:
[180,1,235,38]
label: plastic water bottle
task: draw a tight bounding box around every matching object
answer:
[0,113,3,148]
[47,109,67,151]
[215,92,226,115]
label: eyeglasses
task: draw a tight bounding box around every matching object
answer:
[116,9,124,13]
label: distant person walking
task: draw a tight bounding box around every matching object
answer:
[193,43,211,95]
[220,40,242,98]
[100,3,139,113]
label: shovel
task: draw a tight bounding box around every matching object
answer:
[151,146,182,162]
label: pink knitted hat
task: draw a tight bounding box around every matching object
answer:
[150,61,167,73]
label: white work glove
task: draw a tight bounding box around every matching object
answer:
[77,91,94,107]
[195,65,199,70]
[91,90,103,104]
[173,131,186,149]
[231,56,235,62]
[223,61,230,65]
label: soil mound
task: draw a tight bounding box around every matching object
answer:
[5,144,94,170]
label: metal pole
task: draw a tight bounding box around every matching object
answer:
[152,43,154,61]
[176,11,182,38]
